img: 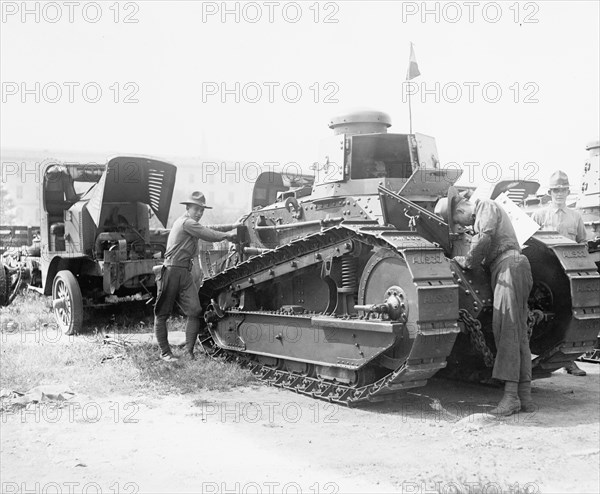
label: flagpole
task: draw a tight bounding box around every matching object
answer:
[408,85,413,134]
[406,41,420,136]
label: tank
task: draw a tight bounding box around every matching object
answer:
[576,140,600,362]
[577,140,600,267]
[197,110,600,405]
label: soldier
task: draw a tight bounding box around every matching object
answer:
[531,170,588,376]
[154,191,239,362]
[438,187,534,416]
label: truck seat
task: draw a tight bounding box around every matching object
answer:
[44,166,79,216]
[49,222,65,251]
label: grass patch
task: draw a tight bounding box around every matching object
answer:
[1,292,254,399]
[1,290,55,330]
[128,344,255,394]
[1,339,143,396]
[1,290,158,334]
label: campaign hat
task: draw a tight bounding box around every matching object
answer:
[180,191,213,209]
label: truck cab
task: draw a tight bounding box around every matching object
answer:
[40,156,176,334]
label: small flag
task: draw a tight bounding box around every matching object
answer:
[406,42,421,81]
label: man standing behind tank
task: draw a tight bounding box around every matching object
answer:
[440,187,534,416]
[154,191,238,362]
[531,170,588,376]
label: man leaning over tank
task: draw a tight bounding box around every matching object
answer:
[531,170,588,376]
[153,191,239,362]
[437,187,534,416]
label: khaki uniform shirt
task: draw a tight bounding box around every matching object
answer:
[164,213,233,263]
[466,199,521,268]
[531,205,587,242]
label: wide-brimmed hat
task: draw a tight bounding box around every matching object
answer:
[435,186,463,230]
[547,170,570,190]
[180,191,213,209]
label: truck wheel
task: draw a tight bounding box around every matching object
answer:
[52,270,83,335]
[0,260,8,306]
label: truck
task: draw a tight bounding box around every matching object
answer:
[0,156,176,335]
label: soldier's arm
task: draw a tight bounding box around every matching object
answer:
[205,223,237,232]
[183,219,231,242]
[576,216,588,243]
[465,201,496,268]
[530,209,544,227]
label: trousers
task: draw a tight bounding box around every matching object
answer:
[490,251,533,382]
[153,265,202,356]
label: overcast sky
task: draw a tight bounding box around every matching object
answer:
[1,0,599,188]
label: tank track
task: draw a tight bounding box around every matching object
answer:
[199,224,459,406]
[526,236,600,375]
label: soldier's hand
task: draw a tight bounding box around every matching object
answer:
[453,256,469,269]
[225,232,238,242]
[234,214,249,227]
[232,221,245,229]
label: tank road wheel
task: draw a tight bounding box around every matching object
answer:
[314,365,376,387]
[52,270,83,336]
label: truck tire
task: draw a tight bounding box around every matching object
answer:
[0,260,8,306]
[52,270,83,336]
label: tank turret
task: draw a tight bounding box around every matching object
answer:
[328,109,392,136]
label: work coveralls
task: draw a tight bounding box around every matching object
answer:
[154,213,235,357]
[465,200,533,382]
[531,205,587,242]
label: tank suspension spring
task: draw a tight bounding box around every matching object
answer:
[341,254,358,292]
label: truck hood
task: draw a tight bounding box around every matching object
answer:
[86,156,177,228]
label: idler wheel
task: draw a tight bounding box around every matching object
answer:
[383,285,408,322]
[357,249,419,341]
[353,285,408,322]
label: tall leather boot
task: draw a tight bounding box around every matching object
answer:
[490,381,521,416]
[518,381,535,413]
[185,317,200,359]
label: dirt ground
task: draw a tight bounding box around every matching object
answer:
[1,357,598,494]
